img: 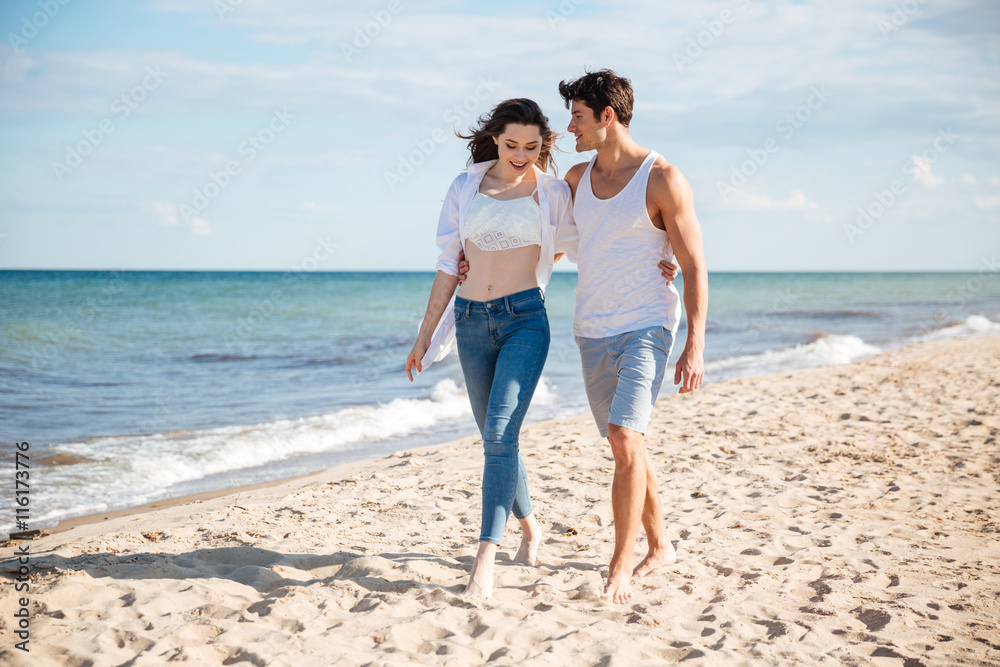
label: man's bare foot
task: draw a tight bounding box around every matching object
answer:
[514,514,541,566]
[633,540,676,577]
[462,541,497,598]
[602,567,633,605]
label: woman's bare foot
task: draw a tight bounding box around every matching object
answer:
[514,514,541,566]
[462,541,498,598]
[633,539,676,577]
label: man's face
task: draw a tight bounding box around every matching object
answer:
[567,99,605,152]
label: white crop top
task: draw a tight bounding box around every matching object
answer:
[464,190,542,252]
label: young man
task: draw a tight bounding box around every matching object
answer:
[559,69,708,605]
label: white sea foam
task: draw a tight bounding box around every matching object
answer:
[18,316,999,535]
[911,314,1000,342]
[707,334,881,382]
[531,376,557,406]
[21,379,474,531]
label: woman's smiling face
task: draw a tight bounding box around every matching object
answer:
[493,123,542,175]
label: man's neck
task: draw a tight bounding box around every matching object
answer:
[593,130,647,175]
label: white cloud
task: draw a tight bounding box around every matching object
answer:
[188,215,213,235]
[974,196,1000,211]
[152,201,213,235]
[301,202,338,213]
[4,0,999,270]
[909,156,944,188]
[723,189,819,212]
[153,200,179,226]
[1,48,36,84]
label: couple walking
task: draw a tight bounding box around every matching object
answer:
[405,69,708,605]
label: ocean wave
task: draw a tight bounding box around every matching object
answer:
[707,334,881,381]
[16,378,474,532]
[705,315,1000,384]
[911,314,1000,342]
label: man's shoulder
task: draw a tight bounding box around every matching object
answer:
[562,161,590,196]
[648,154,691,197]
[565,161,589,181]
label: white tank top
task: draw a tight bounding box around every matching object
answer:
[464,191,542,252]
[572,150,682,338]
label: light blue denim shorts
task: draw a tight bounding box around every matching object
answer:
[575,326,675,438]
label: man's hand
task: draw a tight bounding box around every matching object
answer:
[674,346,704,394]
[658,259,678,286]
[457,250,469,284]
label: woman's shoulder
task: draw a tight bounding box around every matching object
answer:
[444,169,474,195]
[537,172,571,200]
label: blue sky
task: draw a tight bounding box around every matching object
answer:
[0,0,997,271]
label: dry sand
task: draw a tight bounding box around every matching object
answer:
[2,336,999,666]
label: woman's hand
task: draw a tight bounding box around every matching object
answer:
[406,339,427,382]
[457,250,469,284]
[658,259,678,286]
[408,270,460,381]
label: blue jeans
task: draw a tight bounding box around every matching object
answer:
[454,287,549,545]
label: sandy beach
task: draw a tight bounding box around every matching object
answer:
[2,335,999,666]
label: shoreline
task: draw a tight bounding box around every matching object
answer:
[33,435,488,540]
[11,332,914,539]
[3,336,998,666]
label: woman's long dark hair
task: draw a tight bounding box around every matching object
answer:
[458,98,559,174]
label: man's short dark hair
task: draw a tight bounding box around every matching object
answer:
[558,69,634,127]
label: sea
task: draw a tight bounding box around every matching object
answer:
[2,270,999,535]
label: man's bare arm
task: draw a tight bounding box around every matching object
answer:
[564,162,588,199]
[650,160,707,393]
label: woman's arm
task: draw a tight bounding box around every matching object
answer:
[406,270,459,381]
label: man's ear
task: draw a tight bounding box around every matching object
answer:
[603,107,615,125]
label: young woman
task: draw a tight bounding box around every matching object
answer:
[405,98,574,598]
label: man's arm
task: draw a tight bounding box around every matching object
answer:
[649,160,707,393]
[564,162,588,198]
